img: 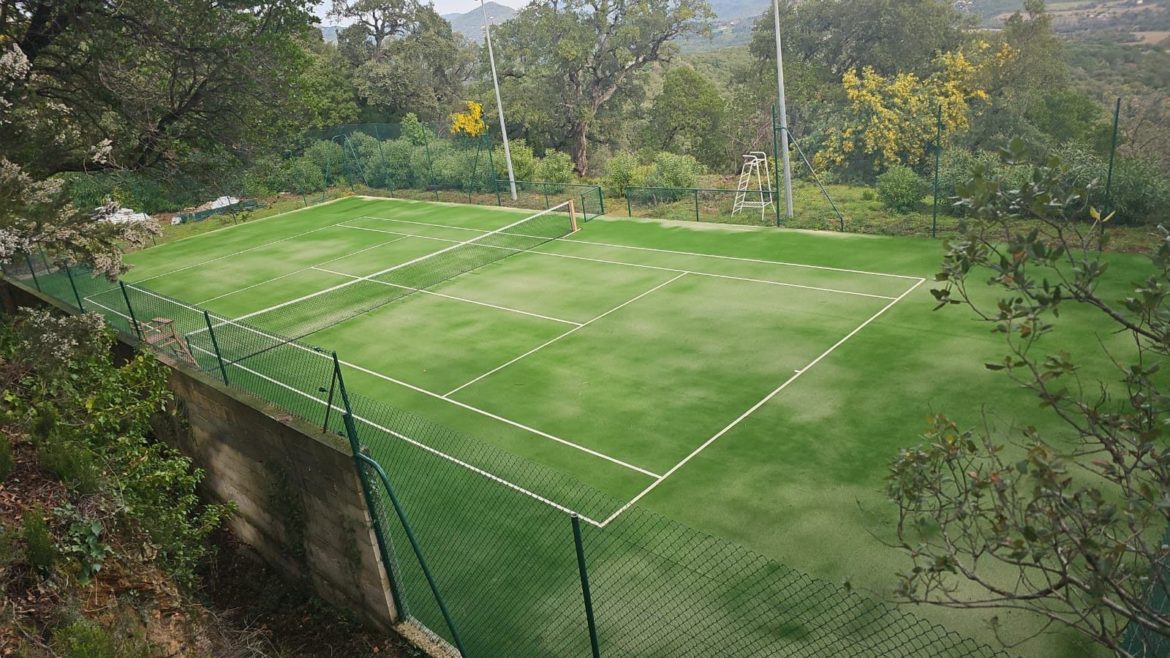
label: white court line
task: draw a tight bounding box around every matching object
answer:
[444,273,688,397]
[134,223,344,285]
[186,314,660,479]
[186,343,604,527]
[597,277,927,527]
[227,206,572,327]
[358,212,919,281]
[338,223,897,301]
[195,237,407,305]
[310,266,582,326]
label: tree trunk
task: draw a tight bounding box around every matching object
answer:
[571,120,589,176]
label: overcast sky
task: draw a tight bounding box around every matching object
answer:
[312,0,527,21]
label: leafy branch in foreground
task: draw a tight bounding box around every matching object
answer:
[887,140,1170,655]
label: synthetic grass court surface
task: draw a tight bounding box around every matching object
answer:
[113,196,1143,656]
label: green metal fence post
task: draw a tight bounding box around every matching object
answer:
[693,188,700,222]
[24,254,41,291]
[119,282,143,339]
[572,514,602,658]
[598,189,605,216]
[543,182,551,209]
[321,364,338,433]
[330,353,411,626]
[626,189,632,217]
[1105,96,1121,221]
[64,266,85,311]
[202,311,230,385]
[931,104,942,239]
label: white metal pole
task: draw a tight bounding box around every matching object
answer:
[772,0,794,218]
[482,0,517,201]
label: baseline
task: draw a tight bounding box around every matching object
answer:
[358,212,918,281]
[337,224,896,301]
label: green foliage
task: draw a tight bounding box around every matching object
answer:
[648,152,703,189]
[0,435,11,482]
[36,427,101,494]
[645,67,729,170]
[603,152,652,197]
[0,310,229,588]
[51,618,149,658]
[401,113,434,146]
[21,507,55,574]
[890,141,1170,653]
[55,505,113,585]
[936,147,1031,215]
[875,165,929,213]
[536,150,574,192]
[1053,144,1170,225]
[490,0,713,174]
[495,139,538,182]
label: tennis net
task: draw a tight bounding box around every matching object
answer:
[200,201,579,365]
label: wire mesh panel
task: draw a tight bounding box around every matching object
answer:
[216,202,577,345]
[497,181,605,220]
[345,389,616,657]
[626,186,777,227]
[2,255,1015,658]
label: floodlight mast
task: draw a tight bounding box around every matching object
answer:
[772,0,794,218]
[482,0,517,201]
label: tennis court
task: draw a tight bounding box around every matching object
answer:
[62,194,1129,654]
[100,196,922,525]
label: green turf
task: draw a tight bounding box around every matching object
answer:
[109,195,1149,656]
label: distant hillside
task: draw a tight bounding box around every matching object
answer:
[443,2,516,39]
[707,0,769,20]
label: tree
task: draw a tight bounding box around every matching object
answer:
[336,0,475,121]
[777,0,970,78]
[491,0,713,175]
[0,0,316,174]
[815,45,1003,178]
[643,67,728,170]
[887,142,1170,655]
[968,0,1071,149]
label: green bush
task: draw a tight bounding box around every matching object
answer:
[52,620,119,658]
[22,507,55,574]
[876,165,929,213]
[494,139,537,181]
[603,152,651,197]
[1052,144,1170,225]
[37,429,101,494]
[536,150,575,193]
[648,152,702,189]
[284,156,326,194]
[0,435,12,482]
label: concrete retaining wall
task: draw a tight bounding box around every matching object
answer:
[1,278,399,633]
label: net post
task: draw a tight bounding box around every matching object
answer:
[693,188,700,222]
[569,199,579,233]
[572,514,602,658]
[119,281,143,340]
[202,310,230,385]
[64,265,85,311]
[24,254,41,291]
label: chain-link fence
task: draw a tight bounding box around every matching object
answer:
[1,256,1011,658]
